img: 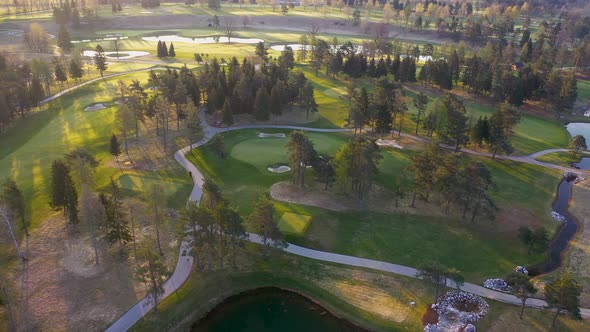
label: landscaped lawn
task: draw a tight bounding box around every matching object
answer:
[0,71,191,229]
[187,128,563,280]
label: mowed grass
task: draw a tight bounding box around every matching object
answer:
[186,129,350,214]
[187,128,562,280]
[277,202,546,281]
[278,212,312,236]
[0,71,189,230]
[536,151,580,167]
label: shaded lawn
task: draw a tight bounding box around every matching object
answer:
[0,71,189,228]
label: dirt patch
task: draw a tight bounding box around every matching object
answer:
[315,266,423,324]
[270,181,446,217]
[3,198,181,331]
[565,180,590,307]
[494,207,542,233]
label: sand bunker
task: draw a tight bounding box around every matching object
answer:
[268,165,291,173]
[376,139,403,149]
[84,103,109,112]
[142,35,263,44]
[258,132,287,138]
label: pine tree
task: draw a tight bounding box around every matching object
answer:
[157,40,163,58]
[69,58,83,81]
[168,42,176,57]
[57,24,72,51]
[103,178,132,248]
[94,44,108,77]
[49,159,78,225]
[248,193,284,257]
[161,41,168,57]
[545,273,582,327]
[110,134,121,161]
[1,179,28,236]
[221,98,234,126]
[254,87,270,121]
[55,63,68,88]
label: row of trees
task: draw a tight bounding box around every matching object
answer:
[156,41,176,58]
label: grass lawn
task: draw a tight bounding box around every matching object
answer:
[536,151,584,167]
[578,79,590,101]
[277,212,312,236]
[0,71,190,231]
[187,128,562,280]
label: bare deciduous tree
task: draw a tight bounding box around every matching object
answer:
[223,18,236,44]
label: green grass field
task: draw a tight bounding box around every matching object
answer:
[0,71,190,230]
[278,212,312,236]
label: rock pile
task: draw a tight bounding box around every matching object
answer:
[515,266,529,275]
[483,279,512,292]
[551,211,567,223]
[424,291,489,332]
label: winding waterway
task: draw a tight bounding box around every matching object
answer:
[191,288,366,332]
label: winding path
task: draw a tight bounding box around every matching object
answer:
[105,112,589,331]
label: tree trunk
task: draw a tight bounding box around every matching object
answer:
[519,297,526,319]
[552,308,561,327]
[411,192,417,207]
[154,206,163,256]
[130,207,137,260]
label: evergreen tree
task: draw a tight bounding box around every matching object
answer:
[94,44,108,77]
[248,193,284,257]
[135,239,168,313]
[545,273,582,327]
[413,92,428,135]
[161,41,169,57]
[157,40,163,58]
[506,272,537,319]
[57,24,72,51]
[286,131,316,188]
[54,62,68,87]
[69,58,83,81]
[103,178,132,247]
[1,178,28,236]
[168,42,176,57]
[221,98,234,126]
[110,134,121,160]
[254,88,271,121]
[255,41,268,62]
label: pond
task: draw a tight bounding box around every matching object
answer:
[191,288,365,332]
[566,122,590,144]
[142,35,263,44]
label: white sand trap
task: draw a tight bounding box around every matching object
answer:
[258,132,287,138]
[82,50,149,59]
[268,165,291,173]
[376,139,403,149]
[84,103,108,111]
[140,11,154,14]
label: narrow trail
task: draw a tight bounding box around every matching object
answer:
[106,112,589,331]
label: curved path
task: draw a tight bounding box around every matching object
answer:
[106,112,589,331]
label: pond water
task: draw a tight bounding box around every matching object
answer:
[576,157,590,170]
[566,122,590,145]
[142,35,263,44]
[529,175,579,275]
[191,288,365,332]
